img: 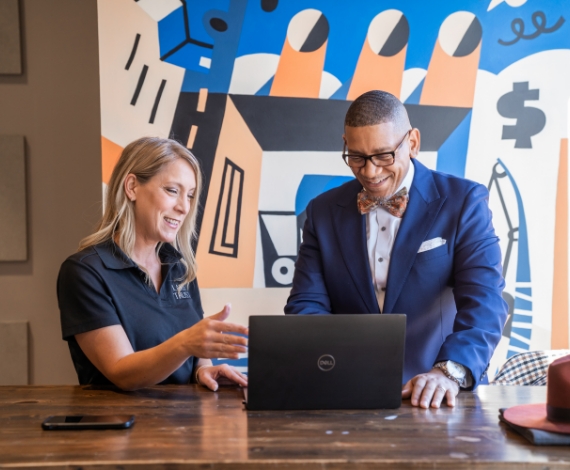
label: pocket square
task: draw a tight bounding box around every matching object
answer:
[418,237,446,253]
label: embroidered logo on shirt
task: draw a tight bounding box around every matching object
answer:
[171,283,191,300]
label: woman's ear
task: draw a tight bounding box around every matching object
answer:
[124,174,138,202]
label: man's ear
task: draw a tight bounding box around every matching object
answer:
[409,128,421,158]
[124,174,138,202]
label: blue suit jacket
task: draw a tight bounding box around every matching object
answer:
[285,159,508,388]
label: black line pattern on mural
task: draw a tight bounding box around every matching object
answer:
[209,158,244,258]
[131,64,148,105]
[160,0,214,62]
[125,33,141,70]
[499,11,565,46]
[149,79,167,123]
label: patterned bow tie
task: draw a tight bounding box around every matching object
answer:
[357,187,409,218]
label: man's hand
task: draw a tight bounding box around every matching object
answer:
[401,368,460,408]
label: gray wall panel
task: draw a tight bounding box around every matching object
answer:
[0,0,22,74]
[0,321,28,385]
[0,135,26,261]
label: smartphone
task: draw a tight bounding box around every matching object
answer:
[42,415,135,430]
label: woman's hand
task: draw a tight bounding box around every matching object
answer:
[184,304,248,360]
[196,364,248,391]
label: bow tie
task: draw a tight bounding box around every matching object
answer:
[357,187,409,218]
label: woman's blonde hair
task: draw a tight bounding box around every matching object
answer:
[79,136,203,289]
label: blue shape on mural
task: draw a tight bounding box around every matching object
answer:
[158,2,215,73]
[157,0,247,92]
[513,314,532,323]
[295,175,353,216]
[156,0,570,96]
[436,110,472,178]
[330,77,352,100]
[255,76,274,96]
[404,78,424,105]
[516,287,532,296]
[158,7,190,59]
[497,158,533,359]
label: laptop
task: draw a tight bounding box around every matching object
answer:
[244,314,406,410]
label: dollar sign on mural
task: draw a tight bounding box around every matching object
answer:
[497,82,546,149]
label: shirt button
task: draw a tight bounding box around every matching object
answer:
[381,226,386,231]
[378,257,384,262]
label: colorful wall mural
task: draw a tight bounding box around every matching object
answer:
[97,0,570,377]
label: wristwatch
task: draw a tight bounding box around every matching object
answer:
[433,360,466,387]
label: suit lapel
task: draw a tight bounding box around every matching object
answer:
[383,160,446,313]
[332,182,379,314]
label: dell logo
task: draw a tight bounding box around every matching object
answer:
[318,354,335,371]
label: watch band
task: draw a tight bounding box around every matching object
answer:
[433,361,463,386]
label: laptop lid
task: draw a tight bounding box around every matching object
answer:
[246,314,406,410]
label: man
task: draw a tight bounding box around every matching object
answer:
[285,90,508,409]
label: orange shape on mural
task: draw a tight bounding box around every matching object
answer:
[348,42,406,101]
[552,138,569,348]
[270,37,327,99]
[101,136,123,185]
[196,96,263,288]
[420,40,480,108]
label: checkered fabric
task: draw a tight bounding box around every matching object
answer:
[491,350,570,386]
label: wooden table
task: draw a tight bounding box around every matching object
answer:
[0,385,568,469]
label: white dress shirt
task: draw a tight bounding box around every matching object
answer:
[366,162,415,312]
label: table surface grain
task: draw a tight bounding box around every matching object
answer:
[0,385,568,469]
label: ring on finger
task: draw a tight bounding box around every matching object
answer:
[436,386,447,393]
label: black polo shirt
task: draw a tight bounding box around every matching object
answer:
[57,239,204,385]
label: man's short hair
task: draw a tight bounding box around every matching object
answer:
[345,90,407,128]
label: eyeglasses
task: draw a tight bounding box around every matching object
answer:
[342,129,411,168]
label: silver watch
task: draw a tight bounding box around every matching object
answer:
[433,360,466,386]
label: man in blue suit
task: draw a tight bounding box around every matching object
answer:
[285,90,508,409]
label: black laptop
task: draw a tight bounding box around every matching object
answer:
[245,314,406,410]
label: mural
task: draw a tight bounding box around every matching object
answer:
[97,0,570,377]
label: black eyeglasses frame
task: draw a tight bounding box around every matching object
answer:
[342,129,411,169]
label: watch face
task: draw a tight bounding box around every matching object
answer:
[447,361,465,378]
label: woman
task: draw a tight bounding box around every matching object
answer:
[57,137,248,391]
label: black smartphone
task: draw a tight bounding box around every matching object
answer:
[42,415,135,430]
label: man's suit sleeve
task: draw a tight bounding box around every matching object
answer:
[285,200,332,315]
[436,183,508,388]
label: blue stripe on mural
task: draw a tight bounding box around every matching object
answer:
[508,336,530,350]
[507,349,521,359]
[514,296,532,310]
[513,314,532,323]
[511,327,532,339]
[515,287,532,296]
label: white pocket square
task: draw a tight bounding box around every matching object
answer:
[418,237,446,253]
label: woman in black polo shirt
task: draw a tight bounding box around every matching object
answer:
[57,137,248,391]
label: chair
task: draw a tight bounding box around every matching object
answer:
[491,350,570,385]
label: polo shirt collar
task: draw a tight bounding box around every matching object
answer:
[94,239,182,270]
[158,242,184,264]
